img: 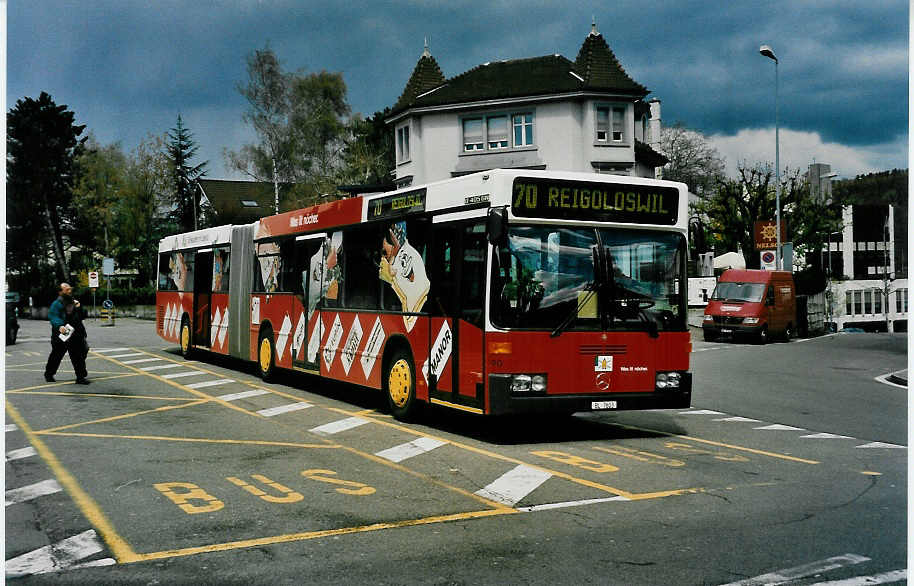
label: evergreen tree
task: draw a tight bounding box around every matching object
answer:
[7,92,86,287]
[166,115,208,231]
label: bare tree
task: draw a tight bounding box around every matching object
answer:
[658,123,725,197]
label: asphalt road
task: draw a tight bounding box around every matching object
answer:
[5,318,907,585]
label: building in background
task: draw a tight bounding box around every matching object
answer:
[387,23,667,188]
[826,204,907,332]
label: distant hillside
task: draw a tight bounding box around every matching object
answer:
[832,169,907,207]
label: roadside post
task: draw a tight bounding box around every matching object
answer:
[88,270,100,319]
[102,258,115,327]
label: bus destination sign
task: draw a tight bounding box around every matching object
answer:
[512,177,679,225]
[369,188,427,221]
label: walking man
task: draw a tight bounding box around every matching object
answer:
[43,283,90,384]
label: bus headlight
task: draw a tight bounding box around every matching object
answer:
[510,374,547,394]
[656,371,682,390]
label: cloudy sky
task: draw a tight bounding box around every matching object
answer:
[8,1,909,180]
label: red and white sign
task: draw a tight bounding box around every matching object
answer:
[88,271,100,288]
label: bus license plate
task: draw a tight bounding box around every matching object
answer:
[591,401,618,410]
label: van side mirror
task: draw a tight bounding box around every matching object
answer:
[487,207,508,246]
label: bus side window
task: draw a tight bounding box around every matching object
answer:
[429,225,458,317]
[212,248,230,293]
[158,253,177,291]
[279,239,296,292]
[343,225,382,310]
[460,222,487,326]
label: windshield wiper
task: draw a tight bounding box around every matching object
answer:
[550,283,597,338]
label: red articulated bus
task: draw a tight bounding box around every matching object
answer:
[157,169,692,420]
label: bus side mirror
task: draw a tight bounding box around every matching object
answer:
[487,207,508,246]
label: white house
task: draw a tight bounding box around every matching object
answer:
[386,23,667,189]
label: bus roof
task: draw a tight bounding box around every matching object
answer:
[158,225,235,252]
[251,169,690,241]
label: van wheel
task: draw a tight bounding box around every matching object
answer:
[384,348,419,421]
[180,317,193,358]
[703,330,717,342]
[755,326,769,345]
[258,329,276,382]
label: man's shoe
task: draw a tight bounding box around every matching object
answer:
[44,375,55,383]
[75,378,90,385]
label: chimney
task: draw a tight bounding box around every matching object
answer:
[649,98,662,148]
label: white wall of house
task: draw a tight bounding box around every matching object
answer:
[395,99,643,186]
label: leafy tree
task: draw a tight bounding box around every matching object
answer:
[227,46,292,213]
[342,108,395,187]
[166,115,208,232]
[120,134,174,284]
[7,92,86,285]
[71,136,127,272]
[228,47,356,211]
[658,123,726,198]
[693,162,840,270]
[288,70,351,199]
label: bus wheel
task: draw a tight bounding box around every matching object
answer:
[180,317,193,358]
[385,349,418,421]
[258,329,276,382]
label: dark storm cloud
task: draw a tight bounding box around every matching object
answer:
[9,1,907,177]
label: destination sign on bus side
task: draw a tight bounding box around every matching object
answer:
[369,188,427,220]
[512,177,679,225]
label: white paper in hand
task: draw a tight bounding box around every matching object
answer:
[59,324,75,342]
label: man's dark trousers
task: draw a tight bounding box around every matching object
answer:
[44,336,87,381]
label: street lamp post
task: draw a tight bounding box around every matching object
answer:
[759,44,781,269]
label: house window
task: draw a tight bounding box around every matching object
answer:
[397,124,410,163]
[864,290,872,314]
[874,289,882,314]
[853,290,863,315]
[463,118,483,151]
[513,113,533,146]
[897,289,908,313]
[463,112,534,152]
[487,115,508,149]
[596,105,626,143]
[845,291,853,315]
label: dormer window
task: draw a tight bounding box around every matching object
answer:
[596,105,626,143]
[462,111,535,153]
[396,123,411,163]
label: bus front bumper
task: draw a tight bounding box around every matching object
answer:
[487,373,692,415]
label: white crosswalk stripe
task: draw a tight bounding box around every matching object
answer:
[375,437,447,463]
[310,417,370,435]
[6,446,37,461]
[186,379,235,389]
[256,402,312,417]
[218,389,271,402]
[6,479,63,506]
[5,529,115,578]
[140,363,182,372]
[474,465,552,507]
[161,371,208,379]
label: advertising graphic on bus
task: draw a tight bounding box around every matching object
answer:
[156,169,692,420]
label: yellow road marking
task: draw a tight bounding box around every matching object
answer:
[592,445,685,467]
[5,401,140,563]
[8,373,140,392]
[38,431,340,450]
[35,400,210,434]
[6,390,201,401]
[130,508,514,562]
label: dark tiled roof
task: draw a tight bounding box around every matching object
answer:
[573,32,647,95]
[199,179,283,223]
[391,32,647,116]
[393,53,446,112]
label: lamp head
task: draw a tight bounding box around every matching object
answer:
[759,44,778,63]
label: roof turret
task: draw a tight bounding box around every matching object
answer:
[393,40,446,112]
[573,24,647,96]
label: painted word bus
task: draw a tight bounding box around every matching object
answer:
[156,169,692,419]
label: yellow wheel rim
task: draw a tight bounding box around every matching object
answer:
[259,338,273,374]
[388,358,412,408]
[180,324,190,353]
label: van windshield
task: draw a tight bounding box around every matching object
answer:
[711,282,766,302]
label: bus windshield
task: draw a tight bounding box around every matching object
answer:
[491,226,686,332]
[710,282,766,302]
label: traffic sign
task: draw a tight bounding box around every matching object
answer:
[88,271,100,288]
[102,299,114,309]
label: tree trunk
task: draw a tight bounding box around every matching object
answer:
[272,157,280,214]
[42,194,69,283]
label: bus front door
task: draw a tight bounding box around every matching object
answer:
[193,250,213,348]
